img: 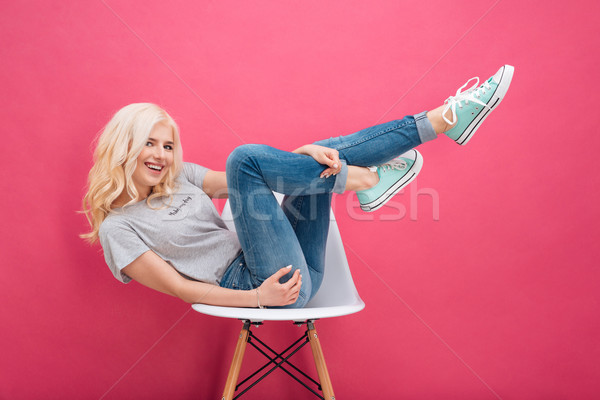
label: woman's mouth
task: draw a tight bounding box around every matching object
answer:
[145,162,164,173]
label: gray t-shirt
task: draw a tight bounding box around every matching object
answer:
[98,162,242,285]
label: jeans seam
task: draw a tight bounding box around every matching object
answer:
[334,119,416,152]
[229,263,242,288]
[290,196,304,231]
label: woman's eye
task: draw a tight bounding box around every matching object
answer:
[145,141,153,147]
[165,145,173,151]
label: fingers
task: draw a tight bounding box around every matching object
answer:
[326,150,341,170]
[259,266,304,307]
[320,150,341,179]
[326,151,340,168]
[285,271,302,304]
[320,165,342,179]
[282,269,301,290]
[266,271,300,306]
[307,146,341,179]
[270,265,293,281]
[319,158,342,178]
[277,269,302,305]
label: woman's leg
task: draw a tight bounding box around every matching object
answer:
[225,144,345,308]
[312,111,436,166]
[224,65,515,306]
[224,112,432,307]
[280,193,332,299]
[275,112,435,301]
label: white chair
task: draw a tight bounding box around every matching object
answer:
[192,194,365,400]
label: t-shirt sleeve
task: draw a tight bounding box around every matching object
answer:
[98,218,151,284]
[182,162,210,190]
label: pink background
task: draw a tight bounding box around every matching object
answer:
[1,1,598,399]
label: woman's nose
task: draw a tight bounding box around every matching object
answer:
[154,146,165,160]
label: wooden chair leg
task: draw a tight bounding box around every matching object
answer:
[222,321,250,400]
[307,320,335,400]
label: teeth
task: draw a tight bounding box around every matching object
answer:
[146,164,162,171]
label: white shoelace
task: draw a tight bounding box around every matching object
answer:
[442,77,492,125]
[368,156,407,172]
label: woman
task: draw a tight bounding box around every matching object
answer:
[82,65,514,308]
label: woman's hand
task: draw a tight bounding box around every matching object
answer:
[256,266,302,307]
[293,144,342,178]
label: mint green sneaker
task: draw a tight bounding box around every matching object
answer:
[356,149,423,212]
[443,65,514,145]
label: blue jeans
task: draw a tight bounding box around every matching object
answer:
[219,112,436,307]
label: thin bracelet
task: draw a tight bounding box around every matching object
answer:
[256,288,265,309]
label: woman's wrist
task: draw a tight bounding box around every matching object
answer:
[241,288,263,308]
[292,145,307,155]
[256,288,265,309]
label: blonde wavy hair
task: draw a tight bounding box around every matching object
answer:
[81,103,183,243]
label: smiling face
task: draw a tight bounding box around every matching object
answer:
[131,122,175,199]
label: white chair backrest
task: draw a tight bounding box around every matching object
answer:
[220,193,361,308]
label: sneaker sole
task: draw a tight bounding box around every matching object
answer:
[360,149,424,212]
[456,64,514,146]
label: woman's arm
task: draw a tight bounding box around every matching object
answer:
[122,251,302,307]
[202,170,229,199]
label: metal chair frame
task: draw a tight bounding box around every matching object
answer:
[224,319,332,400]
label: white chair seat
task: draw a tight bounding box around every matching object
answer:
[192,300,365,322]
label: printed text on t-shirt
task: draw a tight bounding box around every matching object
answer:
[169,196,193,216]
